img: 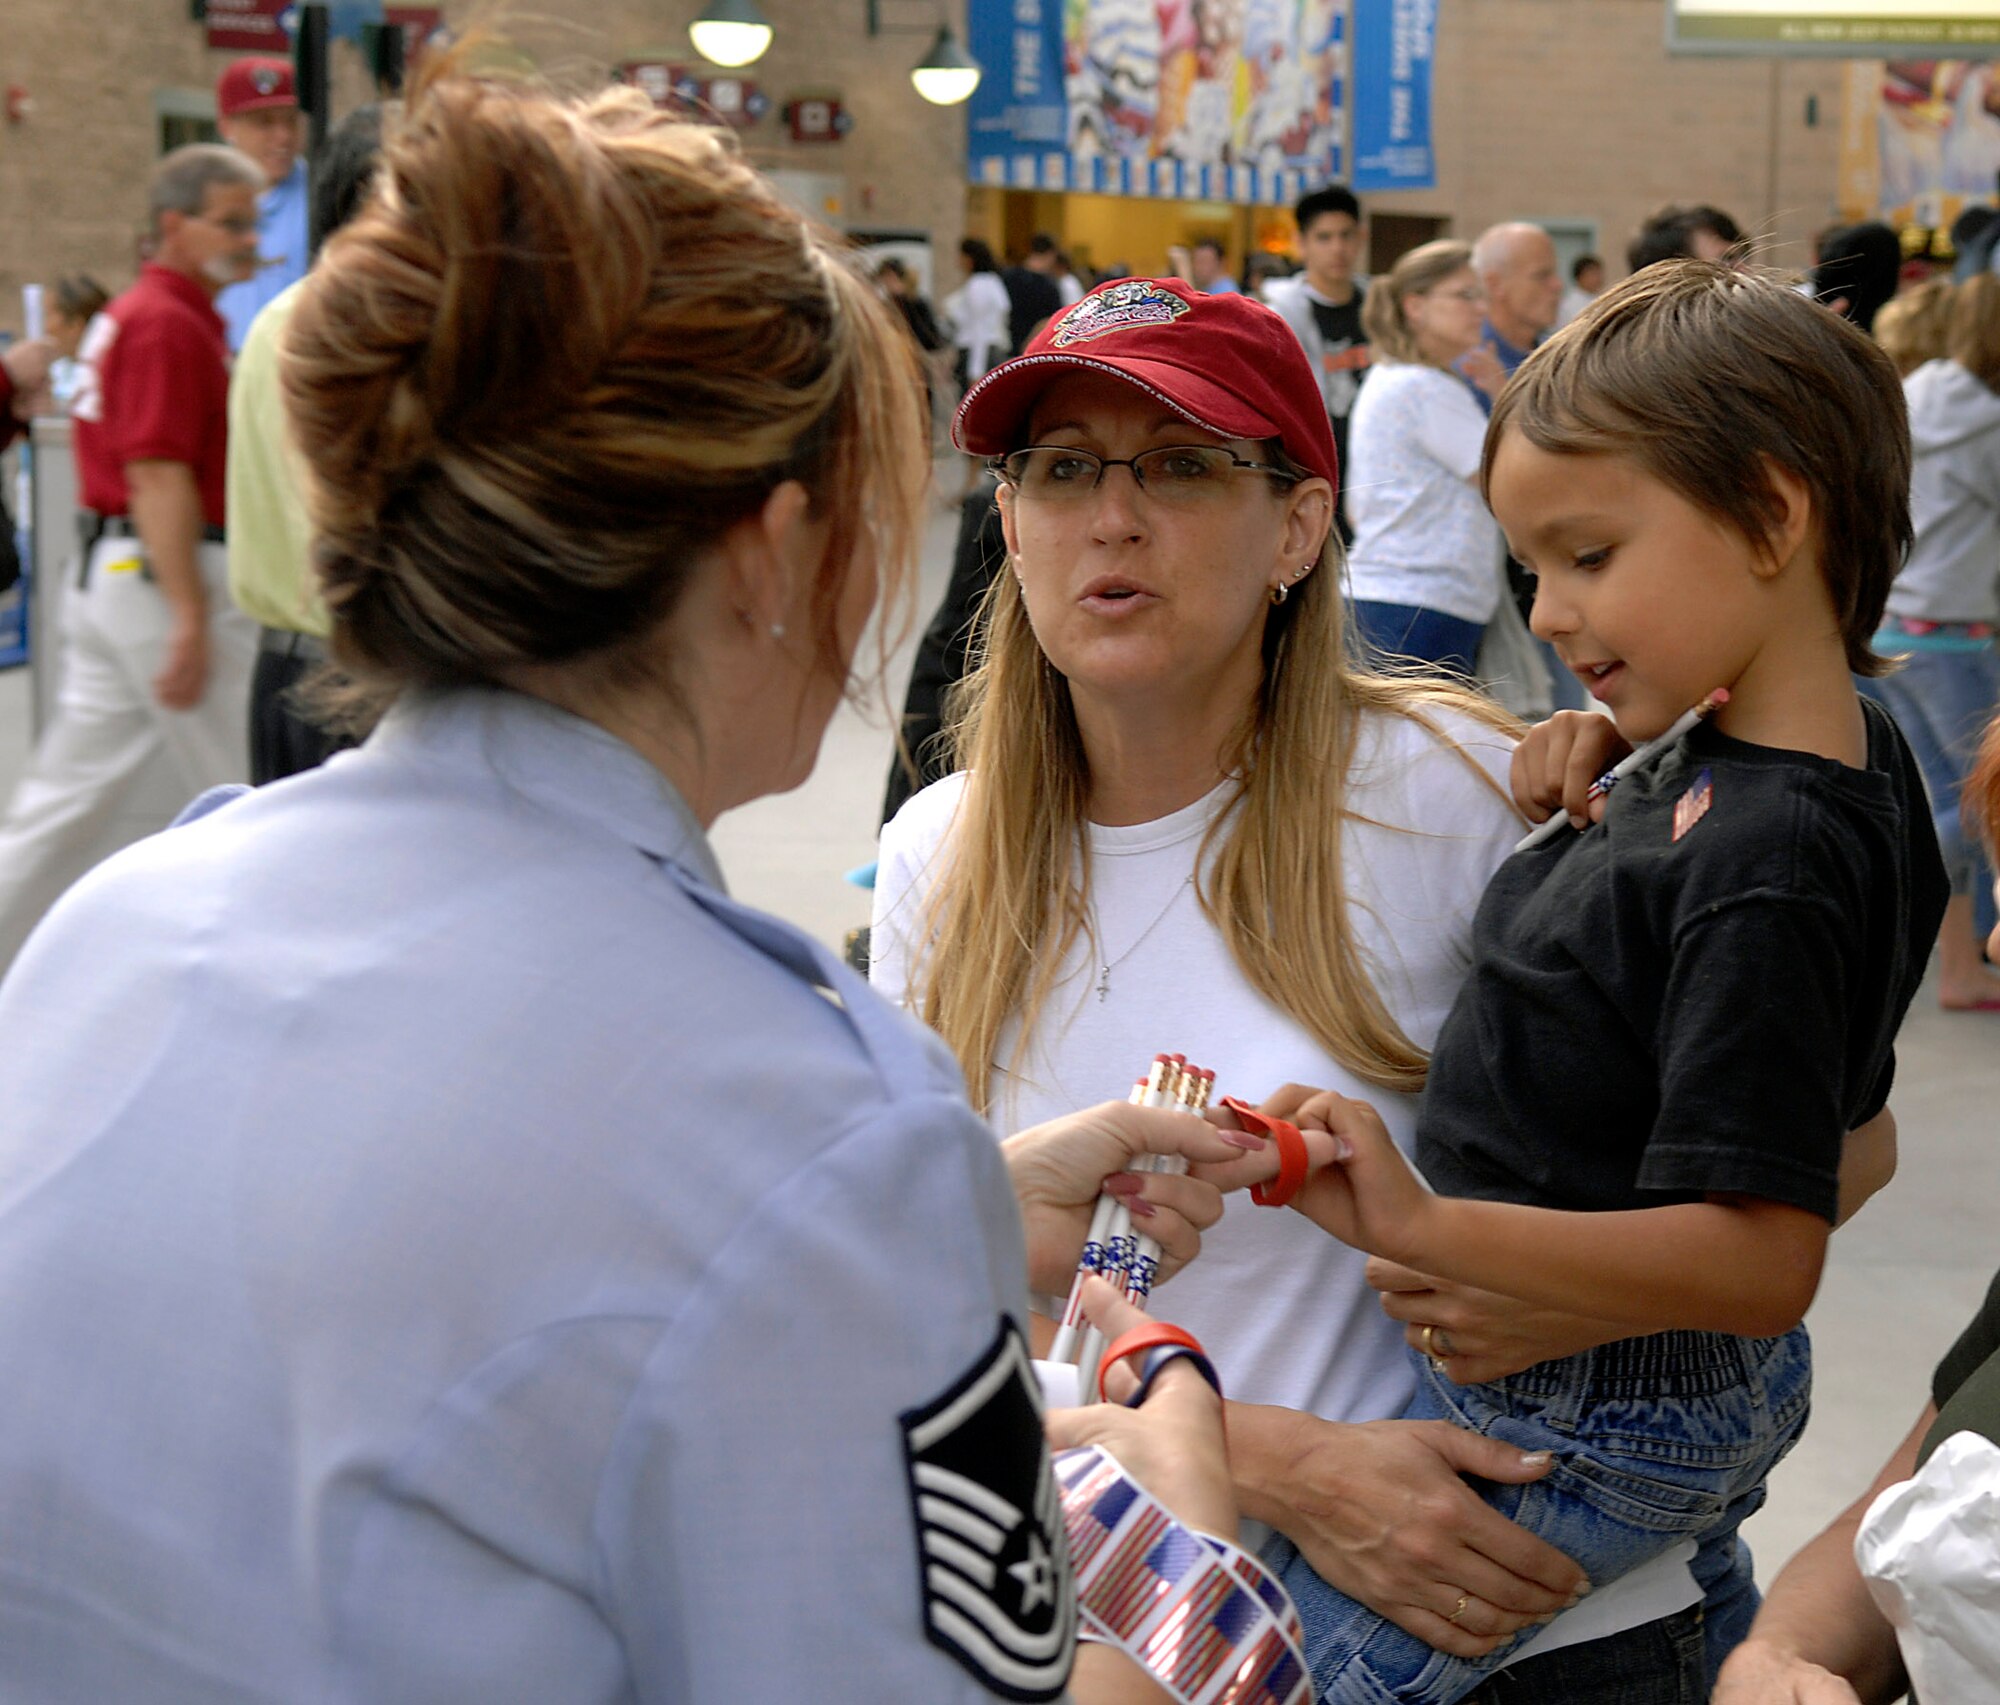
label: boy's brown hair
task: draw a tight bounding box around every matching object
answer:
[1482,260,1910,677]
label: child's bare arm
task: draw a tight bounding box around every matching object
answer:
[1277,1090,1829,1338]
[1834,1108,1896,1226]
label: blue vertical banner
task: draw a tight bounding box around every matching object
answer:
[1350,0,1436,191]
[967,0,1068,178]
[966,0,1348,204]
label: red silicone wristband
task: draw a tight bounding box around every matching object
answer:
[1097,1321,1209,1405]
[1221,1096,1311,1208]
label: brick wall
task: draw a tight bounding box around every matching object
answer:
[1397,0,1847,275]
[0,0,1856,337]
[0,1,974,335]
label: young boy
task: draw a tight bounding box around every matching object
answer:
[1255,263,1951,1703]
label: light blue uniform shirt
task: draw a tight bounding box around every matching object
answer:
[216,157,310,353]
[0,690,1069,1701]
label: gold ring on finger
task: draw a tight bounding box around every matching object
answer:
[1446,1592,1471,1626]
[1421,1323,1447,1364]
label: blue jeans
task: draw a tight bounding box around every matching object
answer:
[1264,1328,1813,1705]
[1862,633,2000,915]
[1350,601,1485,680]
[1463,1604,1705,1704]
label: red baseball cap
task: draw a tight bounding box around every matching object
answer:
[217,58,297,119]
[953,277,1339,491]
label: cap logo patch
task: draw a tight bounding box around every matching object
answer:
[1051,281,1190,347]
[251,66,281,95]
[901,1319,1074,1700]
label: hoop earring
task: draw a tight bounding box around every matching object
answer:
[1269,582,1289,606]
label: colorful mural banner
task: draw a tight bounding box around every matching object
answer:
[1349,0,1434,191]
[966,0,1348,205]
[1841,58,2000,230]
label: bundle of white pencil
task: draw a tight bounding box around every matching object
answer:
[1046,1052,1213,1396]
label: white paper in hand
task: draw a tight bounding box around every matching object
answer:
[1855,1429,2000,1701]
[1033,1359,1081,1411]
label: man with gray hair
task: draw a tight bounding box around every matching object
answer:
[0,143,264,970]
[1473,221,1564,377]
[1471,221,1580,709]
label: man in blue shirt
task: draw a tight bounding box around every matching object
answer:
[213,58,310,352]
[1472,221,1582,707]
[1473,221,1563,377]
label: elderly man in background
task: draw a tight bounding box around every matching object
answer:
[1473,220,1564,376]
[0,145,264,972]
[1471,221,1577,709]
[213,57,309,352]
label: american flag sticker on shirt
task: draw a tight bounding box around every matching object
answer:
[1672,767,1715,843]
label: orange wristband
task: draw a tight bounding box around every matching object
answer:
[1221,1096,1310,1208]
[1096,1321,1216,1405]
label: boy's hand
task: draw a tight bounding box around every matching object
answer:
[1256,1084,1434,1262]
[1510,709,1629,831]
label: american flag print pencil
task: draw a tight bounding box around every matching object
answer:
[1048,1056,1171,1365]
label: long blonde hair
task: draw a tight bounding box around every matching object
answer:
[910,502,1517,1115]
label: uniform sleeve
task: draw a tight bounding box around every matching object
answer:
[1409,377,1486,482]
[597,1091,1073,1703]
[1635,894,1856,1221]
[107,314,222,469]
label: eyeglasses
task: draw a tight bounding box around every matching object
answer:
[997,444,1303,502]
[197,214,260,237]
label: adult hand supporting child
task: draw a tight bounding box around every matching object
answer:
[1227,1405,1586,1656]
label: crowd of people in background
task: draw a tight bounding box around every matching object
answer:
[1,45,1999,1703]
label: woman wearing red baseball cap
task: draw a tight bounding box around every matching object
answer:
[873,278,1626,1688]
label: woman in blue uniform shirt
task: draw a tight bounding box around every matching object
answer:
[0,65,1263,1704]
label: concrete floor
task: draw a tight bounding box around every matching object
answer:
[2,482,1994,1597]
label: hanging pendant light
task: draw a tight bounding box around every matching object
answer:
[688,0,773,69]
[909,25,981,106]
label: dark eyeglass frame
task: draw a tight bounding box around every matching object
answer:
[994,443,1307,495]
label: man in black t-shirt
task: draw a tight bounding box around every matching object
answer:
[999,249,1063,358]
[1264,185,1369,539]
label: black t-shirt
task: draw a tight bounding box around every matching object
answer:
[1417,697,1948,1225]
[1306,286,1369,484]
[1924,1264,2000,1464]
[1000,267,1063,357]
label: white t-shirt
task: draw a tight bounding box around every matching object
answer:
[872,702,1702,1659]
[1344,362,1504,625]
[943,272,1012,379]
[873,705,1517,1428]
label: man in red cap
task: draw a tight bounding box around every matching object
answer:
[0,144,265,971]
[213,56,309,351]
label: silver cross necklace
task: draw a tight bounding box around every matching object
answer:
[1090,876,1194,1002]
